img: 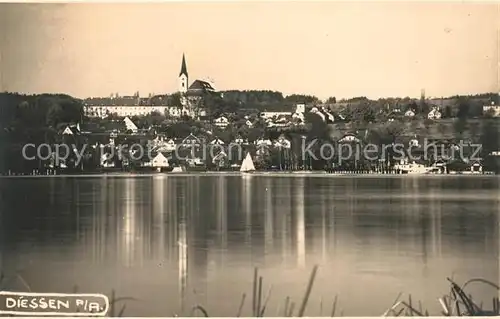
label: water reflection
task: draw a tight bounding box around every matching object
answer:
[264,178,272,261]
[294,177,306,268]
[0,175,498,316]
[242,175,252,248]
[122,178,136,266]
[216,176,227,252]
[153,176,165,260]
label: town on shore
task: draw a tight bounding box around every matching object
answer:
[1,54,500,176]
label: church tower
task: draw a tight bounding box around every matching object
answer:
[179,54,189,94]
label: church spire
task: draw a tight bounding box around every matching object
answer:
[179,53,188,77]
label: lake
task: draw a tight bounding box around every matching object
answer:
[0,174,498,316]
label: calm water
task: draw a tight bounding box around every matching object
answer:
[0,175,499,316]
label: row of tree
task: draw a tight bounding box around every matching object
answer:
[0,93,84,173]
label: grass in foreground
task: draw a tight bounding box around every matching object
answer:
[1,267,499,317]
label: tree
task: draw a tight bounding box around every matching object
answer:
[305,112,330,139]
[480,120,499,157]
[284,94,320,105]
[456,98,470,120]
[46,103,63,127]
[325,96,337,104]
[377,120,406,144]
[453,118,468,137]
[444,105,453,118]
[168,92,182,107]
[344,101,376,123]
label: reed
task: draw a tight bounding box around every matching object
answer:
[1,269,499,317]
[107,289,139,317]
[282,295,290,316]
[383,276,500,317]
[236,293,246,317]
[297,265,318,317]
[259,285,273,316]
[252,267,258,316]
[191,305,209,317]
[330,294,338,317]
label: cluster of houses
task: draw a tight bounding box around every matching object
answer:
[57,113,500,174]
[70,54,500,174]
[384,106,440,121]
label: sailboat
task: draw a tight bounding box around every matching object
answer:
[240,152,256,174]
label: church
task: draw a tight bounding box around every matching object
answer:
[83,54,217,119]
[178,53,217,118]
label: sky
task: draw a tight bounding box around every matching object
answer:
[0,2,499,100]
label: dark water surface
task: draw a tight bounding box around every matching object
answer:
[0,175,499,316]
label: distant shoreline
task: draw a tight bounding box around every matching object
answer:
[0,171,497,178]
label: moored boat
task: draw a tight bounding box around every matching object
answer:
[394,161,433,175]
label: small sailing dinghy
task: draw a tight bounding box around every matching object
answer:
[240,152,256,174]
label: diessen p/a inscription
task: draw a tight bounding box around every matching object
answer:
[0,291,109,316]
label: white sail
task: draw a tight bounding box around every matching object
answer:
[240,153,256,172]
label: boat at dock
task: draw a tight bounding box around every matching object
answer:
[394,161,433,175]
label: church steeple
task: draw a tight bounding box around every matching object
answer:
[179,53,189,94]
[179,53,188,77]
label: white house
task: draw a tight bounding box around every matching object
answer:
[210,138,225,145]
[274,135,291,149]
[338,134,361,143]
[309,107,334,123]
[124,117,138,132]
[154,136,177,152]
[469,161,483,173]
[152,152,170,167]
[181,133,200,147]
[292,112,305,121]
[212,150,227,165]
[321,108,335,122]
[61,124,81,136]
[428,107,442,120]
[100,153,115,168]
[409,136,420,147]
[260,111,292,119]
[245,120,254,127]
[167,106,182,117]
[295,104,306,114]
[151,135,165,146]
[234,136,245,144]
[84,105,173,118]
[255,138,272,147]
[405,110,415,117]
[214,116,229,128]
[483,103,500,117]
[62,126,74,135]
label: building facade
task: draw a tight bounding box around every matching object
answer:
[483,104,500,117]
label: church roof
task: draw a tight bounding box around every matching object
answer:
[179,54,188,77]
[188,80,215,92]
